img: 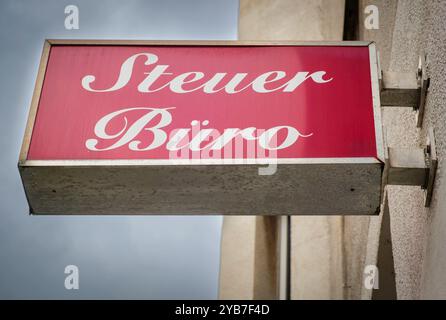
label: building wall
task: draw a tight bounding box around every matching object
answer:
[359,0,446,299]
[220,0,348,300]
[238,0,345,40]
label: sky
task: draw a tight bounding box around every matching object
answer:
[0,0,238,299]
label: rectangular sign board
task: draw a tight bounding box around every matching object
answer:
[19,40,384,215]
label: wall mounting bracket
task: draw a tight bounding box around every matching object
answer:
[382,127,437,207]
[379,54,430,127]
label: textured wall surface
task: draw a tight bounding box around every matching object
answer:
[358,0,399,300]
[360,0,446,299]
[417,0,446,299]
[219,216,256,299]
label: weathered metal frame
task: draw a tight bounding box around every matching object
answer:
[379,53,430,128]
[18,40,385,215]
[382,128,437,207]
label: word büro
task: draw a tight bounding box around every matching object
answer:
[85,107,312,152]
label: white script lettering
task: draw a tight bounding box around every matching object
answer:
[85,107,312,153]
[81,53,333,94]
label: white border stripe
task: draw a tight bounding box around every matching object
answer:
[22,157,382,166]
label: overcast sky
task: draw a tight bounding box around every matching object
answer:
[0,0,238,299]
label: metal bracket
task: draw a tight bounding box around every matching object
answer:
[379,54,430,127]
[382,127,437,207]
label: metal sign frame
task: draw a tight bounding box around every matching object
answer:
[19,40,385,215]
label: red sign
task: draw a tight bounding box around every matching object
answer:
[19,41,385,215]
[27,43,381,162]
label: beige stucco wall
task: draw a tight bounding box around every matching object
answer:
[219,216,257,299]
[238,0,345,41]
[359,0,446,299]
